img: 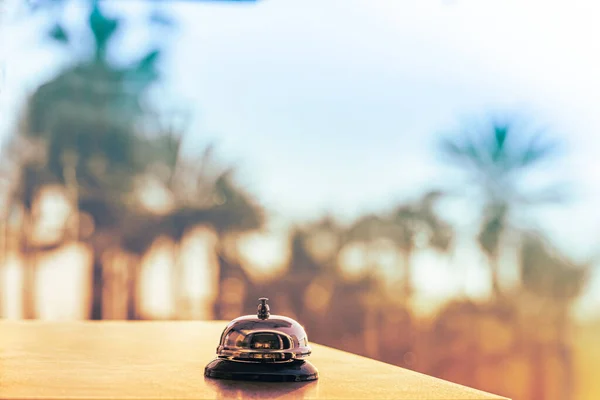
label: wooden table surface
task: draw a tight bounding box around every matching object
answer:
[0,321,509,399]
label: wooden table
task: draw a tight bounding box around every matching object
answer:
[0,321,509,399]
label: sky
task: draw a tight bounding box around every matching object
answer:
[2,0,600,319]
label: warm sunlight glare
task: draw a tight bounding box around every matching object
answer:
[37,244,89,320]
[237,232,288,281]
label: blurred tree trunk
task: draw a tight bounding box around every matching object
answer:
[20,210,37,319]
[485,252,501,298]
[171,242,183,320]
[401,248,413,301]
[126,255,141,320]
[21,255,37,319]
[89,252,104,320]
[103,263,116,320]
[363,293,380,359]
[213,242,227,320]
[556,306,574,400]
[0,214,7,318]
[213,234,246,321]
[529,338,546,400]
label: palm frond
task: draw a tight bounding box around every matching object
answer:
[440,119,562,182]
[48,23,69,44]
[88,1,120,60]
[520,231,589,301]
[346,214,389,242]
[516,182,571,205]
[439,134,489,172]
[490,123,509,162]
[516,132,560,170]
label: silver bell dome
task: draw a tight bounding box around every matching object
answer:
[215,298,312,363]
[205,298,319,382]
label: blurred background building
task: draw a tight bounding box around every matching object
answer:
[1,1,600,399]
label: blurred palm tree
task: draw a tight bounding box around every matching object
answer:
[201,170,265,319]
[121,126,265,319]
[439,118,565,298]
[389,191,453,300]
[265,218,374,353]
[345,214,389,279]
[519,231,590,400]
[428,297,518,397]
[285,216,340,321]
[520,231,588,302]
[344,192,452,301]
[0,136,62,318]
[13,0,167,319]
[341,200,451,360]
[302,213,346,271]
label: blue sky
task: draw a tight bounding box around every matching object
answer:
[2,0,600,319]
[163,0,600,220]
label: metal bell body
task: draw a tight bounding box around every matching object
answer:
[205,298,319,382]
[216,314,312,362]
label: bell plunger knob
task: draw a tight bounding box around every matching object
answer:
[257,297,270,320]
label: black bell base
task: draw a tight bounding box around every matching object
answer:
[204,358,319,382]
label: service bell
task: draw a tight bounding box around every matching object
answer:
[204,298,319,382]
